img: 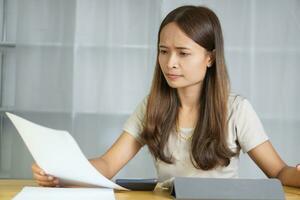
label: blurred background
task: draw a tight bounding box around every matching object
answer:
[0,0,299,180]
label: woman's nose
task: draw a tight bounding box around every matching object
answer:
[166,54,179,69]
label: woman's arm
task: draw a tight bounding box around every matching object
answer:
[32,131,142,186]
[89,131,142,179]
[248,140,300,187]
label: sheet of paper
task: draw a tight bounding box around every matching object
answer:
[13,186,115,200]
[6,112,127,190]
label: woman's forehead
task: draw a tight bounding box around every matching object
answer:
[159,22,205,51]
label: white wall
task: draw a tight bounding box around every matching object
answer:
[0,0,299,179]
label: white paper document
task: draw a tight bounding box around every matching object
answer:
[13,186,115,200]
[6,112,127,190]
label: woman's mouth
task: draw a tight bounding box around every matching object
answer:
[166,74,183,80]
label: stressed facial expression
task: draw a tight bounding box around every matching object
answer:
[158,22,213,89]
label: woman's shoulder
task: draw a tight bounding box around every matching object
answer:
[228,93,250,116]
[131,95,149,116]
[140,93,250,113]
[228,92,259,120]
[228,93,246,106]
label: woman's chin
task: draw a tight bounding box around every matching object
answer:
[165,82,182,89]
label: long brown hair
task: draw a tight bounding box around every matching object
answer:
[141,5,237,170]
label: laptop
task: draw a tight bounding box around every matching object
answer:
[171,177,285,200]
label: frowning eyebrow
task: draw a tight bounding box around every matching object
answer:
[159,45,191,50]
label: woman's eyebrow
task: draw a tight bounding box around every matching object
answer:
[159,45,168,49]
[175,46,191,50]
[159,45,191,50]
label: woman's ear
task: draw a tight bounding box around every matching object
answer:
[207,49,216,68]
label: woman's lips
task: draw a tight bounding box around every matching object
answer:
[166,74,183,80]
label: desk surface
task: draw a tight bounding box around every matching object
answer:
[1,179,300,200]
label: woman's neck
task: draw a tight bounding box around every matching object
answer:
[177,83,202,110]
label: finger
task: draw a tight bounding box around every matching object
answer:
[53,178,60,185]
[36,180,57,187]
[37,179,60,187]
[296,164,300,171]
[33,173,54,182]
[31,163,40,172]
[31,163,45,175]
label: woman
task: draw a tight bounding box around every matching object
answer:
[32,5,300,188]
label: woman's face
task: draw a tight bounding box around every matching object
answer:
[158,22,212,89]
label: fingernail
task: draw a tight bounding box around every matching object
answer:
[48,176,53,180]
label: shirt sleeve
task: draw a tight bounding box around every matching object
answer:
[234,98,269,153]
[122,96,148,146]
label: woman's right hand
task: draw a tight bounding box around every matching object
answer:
[32,163,60,187]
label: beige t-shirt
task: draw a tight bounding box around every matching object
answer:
[123,94,268,182]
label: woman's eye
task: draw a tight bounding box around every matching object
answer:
[179,52,189,56]
[159,49,167,54]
